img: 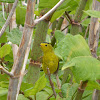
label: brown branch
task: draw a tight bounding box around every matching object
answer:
[75,80,88,100]
[0,65,14,77]
[47,68,57,98]
[7,0,35,99]
[34,0,65,25]
[0,0,19,37]
[55,74,61,89]
[84,24,90,39]
[47,94,54,100]
[65,11,73,24]
[61,25,70,31]
[80,16,88,23]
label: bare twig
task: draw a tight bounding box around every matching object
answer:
[34,0,65,25]
[61,25,70,31]
[80,16,88,23]
[47,94,54,100]
[47,68,57,98]
[2,3,6,20]
[55,74,61,89]
[84,24,90,39]
[65,11,72,24]
[0,0,19,37]
[0,65,14,77]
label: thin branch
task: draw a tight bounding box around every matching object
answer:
[47,68,57,98]
[65,11,72,24]
[61,25,70,31]
[0,65,14,77]
[47,94,54,100]
[2,3,6,20]
[34,0,65,25]
[55,74,61,89]
[84,24,90,39]
[0,0,19,37]
[80,16,88,23]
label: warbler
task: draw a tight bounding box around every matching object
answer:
[40,42,59,74]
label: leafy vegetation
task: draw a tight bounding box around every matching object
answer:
[0,0,100,100]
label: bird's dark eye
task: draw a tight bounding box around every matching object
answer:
[45,45,47,46]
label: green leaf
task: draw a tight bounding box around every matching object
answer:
[18,94,29,100]
[20,82,33,92]
[82,90,93,100]
[50,0,78,22]
[84,10,100,18]
[55,30,65,43]
[0,87,8,97]
[36,91,49,100]
[62,56,100,83]
[0,81,9,88]
[39,0,59,10]
[50,8,66,23]
[55,34,91,61]
[7,28,22,45]
[86,81,100,90]
[16,4,26,26]
[81,18,90,27]
[25,74,47,96]
[4,50,13,62]
[0,32,7,43]
[0,0,15,3]
[0,74,9,81]
[61,83,78,99]
[0,44,11,58]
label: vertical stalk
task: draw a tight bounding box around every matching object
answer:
[75,81,88,100]
[70,0,88,35]
[7,0,36,99]
[26,20,49,85]
[51,17,64,46]
[88,0,100,100]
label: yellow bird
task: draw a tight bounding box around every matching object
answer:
[40,42,59,74]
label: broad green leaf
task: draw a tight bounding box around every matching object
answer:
[18,94,28,100]
[81,18,90,27]
[50,8,67,23]
[0,81,9,88]
[55,30,65,43]
[0,74,9,81]
[16,4,26,26]
[82,90,93,100]
[4,50,13,62]
[50,0,78,22]
[25,74,47,96]
[61,83,78,99]
[39,0,59,10]
[0,0,14,3]
[86,81,100,90]
[55,34,91,62]
[0,44,11,58]
[36,91,49,100]
[0,87,8,97]
[84,0,93,10]
[84,10,100,18]
[7,28,22,45]
[62,56,100,83]
[0,32,7,43]
[20,82,33,92]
